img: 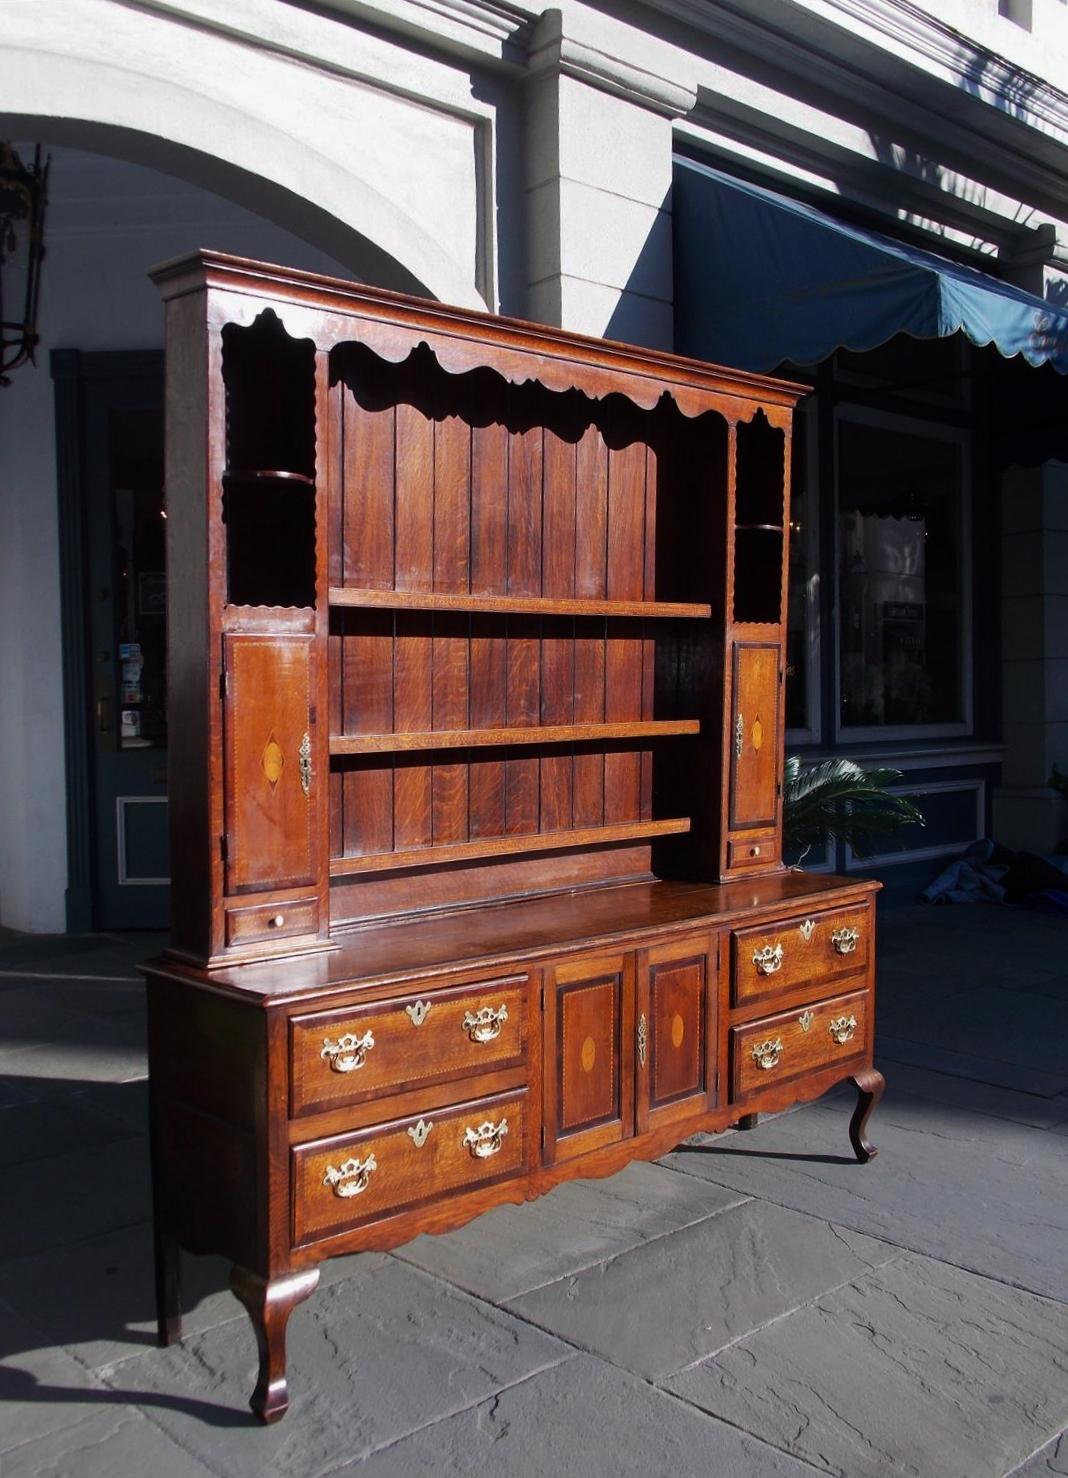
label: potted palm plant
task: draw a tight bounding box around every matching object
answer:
[783,756,924,864]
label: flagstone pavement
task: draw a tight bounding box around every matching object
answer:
[1,902,1066,1477]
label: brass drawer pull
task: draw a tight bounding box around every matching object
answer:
[829,1014,858,1045]
[752,943,784,976]
[405,1000,433,1027]
[462,1117,508,1159]
[831,926,860,955]
[406,1118,433,1148]
[751,1037,783,1071]
[320,1029,375,1074]
[323,1153,377,1198]
[462,1004,508,1043]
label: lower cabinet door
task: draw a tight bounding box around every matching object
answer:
[636,932,717,1134]
[544,951,634,1165]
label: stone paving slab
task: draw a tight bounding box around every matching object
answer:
[0,1302,114,1456]
[0,1094,142,1170]
[877,984,1068,1077]
[665,1252,1068,1478]
[1,1405,218,1478]
[505,1199,897,1380]
[0,1138,151,1262]
[396,1160,749,1302]
[865,1060,1068,1130]
[98,1256,571,1477]
[876,1034,1068,1096]
[345,1354,820,1478]
[0,1014,147,1089]
[662,1094,1068,1303]
[1013,1433,1068,1476]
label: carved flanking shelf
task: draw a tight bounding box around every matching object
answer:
[143,251,884,1423]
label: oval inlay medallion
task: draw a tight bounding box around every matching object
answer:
[261,734,284,787]
[580,1036,596,1072]
[671,1013,685,1049]
[751,716,764,752]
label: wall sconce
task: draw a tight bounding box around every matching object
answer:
[0,143,49,386]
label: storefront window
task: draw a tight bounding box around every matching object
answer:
[785,405,819,739]
[837,412,969,736]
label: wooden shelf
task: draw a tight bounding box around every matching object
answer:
[329,817,691,877]
[330,720,700,756]
[224,468,316,485]
[735,524,782,533]
[329,588,711,619]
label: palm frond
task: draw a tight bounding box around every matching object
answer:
[783,757,924,857]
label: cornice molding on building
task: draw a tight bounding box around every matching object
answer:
[524,9,697,118]
[680,94,1057,257]
[643,0,1068,149]
[286,0,537,66]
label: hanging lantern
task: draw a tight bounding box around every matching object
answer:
[0,143,49,386]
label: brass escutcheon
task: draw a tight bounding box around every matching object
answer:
[752,943,784,976]
[799,1009,814,1032]
[829,1014,858,1045]
[405,1000,433,1027]
[831,926,860,956]
[299,731,312,797]
[462,1117,508,1159]
[320,1029,375,1073]
[637,1013,648,1068]
[735,712,744,759]
[462,1004,508,1043]
[406,1119,433,1149]
[799,919,815,942]
[751,1037,783,1071]
[323,1153,377,1198]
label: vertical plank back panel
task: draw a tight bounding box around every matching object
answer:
[341,610,393,856]
[604,433,646,822]
[342,397,394,589]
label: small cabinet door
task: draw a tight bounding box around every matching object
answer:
[729,641,781,832]
[544,951,634,1165]
[636,933,717,1134]
[223,634,317,895]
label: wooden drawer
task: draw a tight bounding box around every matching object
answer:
[225,897,319,948]
[292,1089,528,1245]
[289,974,528,1117]
[727,834,776,869]
[731,903,870,1007]
[731,986,869,1101]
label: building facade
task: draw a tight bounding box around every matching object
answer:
[2,0,1066,931]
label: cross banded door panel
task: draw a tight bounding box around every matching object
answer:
[729,641,781,833]
[637,932,716,1134]
[545,951,634,1165]
[223,634,317,895]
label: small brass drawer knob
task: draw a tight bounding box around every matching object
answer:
[270,914,285,929]
[462,1116,508,1159]
[323,1153,377,1198]
[751,1037,783,1071]
[829,1014,858,1045]
[831,926,860,956]
[320,1029,375,1073]
[462,1004,508,1043]
[752,943,784,976]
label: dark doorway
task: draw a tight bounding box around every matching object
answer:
[52,351,168,930]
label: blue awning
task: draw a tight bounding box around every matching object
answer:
[673,157,1068,375]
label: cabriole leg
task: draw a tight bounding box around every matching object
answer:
[849,1068,885,1163]
[230,1266,320,1424]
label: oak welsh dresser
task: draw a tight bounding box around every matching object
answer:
[143,251,884,1422]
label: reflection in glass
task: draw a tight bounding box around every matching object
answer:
[838,421,962,729]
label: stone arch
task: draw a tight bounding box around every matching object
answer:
[0,46,483,308]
